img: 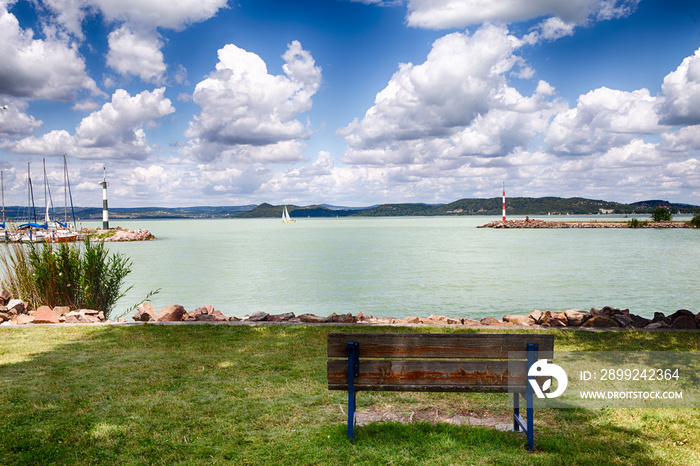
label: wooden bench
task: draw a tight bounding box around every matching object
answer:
[327,333,555,451]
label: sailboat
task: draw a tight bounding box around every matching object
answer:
[44,156,78,242]
[282,205,296,223]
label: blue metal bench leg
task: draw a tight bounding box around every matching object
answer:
[526,342,538,451]
[347,342,359,439]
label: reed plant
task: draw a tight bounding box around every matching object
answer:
[0,239,132,318]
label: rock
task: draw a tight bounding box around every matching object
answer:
[629,315,651,328]
[158,304,186,322]
[53,306,70,316]
[81,309,99,316]
[652,312,666,323]
[247,311,269,322]
[299,314,328,323]
[195,313,216,321]
[210,310,227,322]
[461,318,481,325]
[133,303,158,322]
[696,312,700,325]
[528,310,543,324]
[540,311,567,327]
[581,316,619,328]
[0,311,10,322]
[265,312,294,322]
[612,314,634,328]
[480,317,501,325]
[14,314,33,325]
[427,314,461,325]
[403,316,422,324]
[565,309,590,326]
[0,289,12,305]
[502,314,532,326]
[668,309,695,322]
[328,313,355,323]
[671,316,698,329]
[64,313,81,323]
[644,321,670,330]
[228,316,242,321]
[7,299,26,314]
[33,306,59,324]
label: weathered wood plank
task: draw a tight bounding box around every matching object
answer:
[327,359,528,392]
[327,333,554,359]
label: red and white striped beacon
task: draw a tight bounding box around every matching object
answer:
[502,182,506,222]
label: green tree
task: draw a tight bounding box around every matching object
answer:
[651,207,673,222]
[689,213,700,228]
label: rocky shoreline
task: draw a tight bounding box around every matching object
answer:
[479,219,695,228]
[81,226,155,241]
[2,287,698,330]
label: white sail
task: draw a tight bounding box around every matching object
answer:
[282,205,295,223]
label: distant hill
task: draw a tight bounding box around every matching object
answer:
[3,197,697,221]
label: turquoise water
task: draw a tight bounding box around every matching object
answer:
[76,216,700,319]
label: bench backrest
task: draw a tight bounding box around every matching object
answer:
[327,333,555,393]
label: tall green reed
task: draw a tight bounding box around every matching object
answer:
[0,239,133,319]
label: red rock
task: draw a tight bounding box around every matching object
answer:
[158,305,186,322]
[33,306,59,324]
[133,303,158,321]
[581,316,619,328]
[480,317,501,325]
[299,314,328,323]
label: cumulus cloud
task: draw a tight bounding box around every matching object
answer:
[339,25,556,166]
[405,0,640,30]
[3,88,174,159]
[185,41,321,162]
[0,4,100,100]
[659,47,700,125]
[545,87,665,155]
[35,0,229,83]
[106,26,167,83]
[0,99,43,137]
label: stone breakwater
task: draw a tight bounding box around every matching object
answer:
[81,226,155,241]
[1,287,698,330]
[130,304,698,329]
[479,219,695,228]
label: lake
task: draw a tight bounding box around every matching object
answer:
[75,215,700,321]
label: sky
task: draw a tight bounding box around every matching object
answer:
[1,0,700,209]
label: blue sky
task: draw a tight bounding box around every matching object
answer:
[1,0,700,208]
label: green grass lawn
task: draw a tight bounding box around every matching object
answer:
[0,324,698,465]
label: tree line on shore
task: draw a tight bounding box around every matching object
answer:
[3,197,698,220]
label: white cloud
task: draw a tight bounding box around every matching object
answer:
[35,0,229,83]
[662,125,700,152]
[0,4,100,100]
[659,47,700,125]
[339,25,556,165]
[545,87,664,155]
[85,0,229,30]
[185,41,321,162]
[0,99,43,137]
[106,26,167,83]
[3,88,174,160]
[405,0,640,30]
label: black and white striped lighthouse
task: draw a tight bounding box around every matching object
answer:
[100,167,109,230]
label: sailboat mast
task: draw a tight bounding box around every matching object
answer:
[64,155,68,223]
[28,162,37,223]
[1,170,5,224]
[43,159,50,224]
[64,155,77,228]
